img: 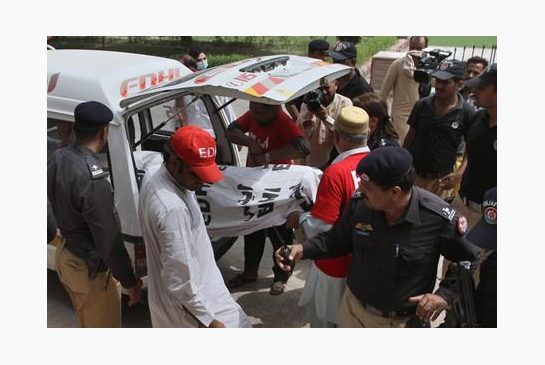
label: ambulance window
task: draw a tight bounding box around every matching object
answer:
[148,94,216,139]
[127,114,142,150]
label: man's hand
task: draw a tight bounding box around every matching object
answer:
[314,105,328,121]
[127,278,143,306]
[301,118,314,130]
[248,139,264,155]
[253,152,270,166]
[274,244,304,272]
[439,172,462,190]
[208,319,226,328]
[408,293,449,322]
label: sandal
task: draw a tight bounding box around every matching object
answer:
[269,280,286,296]
[227,273,257,289]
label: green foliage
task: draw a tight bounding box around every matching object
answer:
[337,36,362,44]
[208,54,248,67]
[48,36,399,66]
[194,36,338,56]
[428,36,497,48]
[356,36,397,64]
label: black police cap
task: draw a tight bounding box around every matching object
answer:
[308,39,330,53]
[74,101,113,130]
[356,147,413,184]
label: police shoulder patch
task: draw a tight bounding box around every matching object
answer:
[84,156,108,180]
[420,194,456,221]
[456,215,468,236]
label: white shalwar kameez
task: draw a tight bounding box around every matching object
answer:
[139,165,251,328]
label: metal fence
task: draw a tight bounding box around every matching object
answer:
[440,44,497,64]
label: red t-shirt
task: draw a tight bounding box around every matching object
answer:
[235,110,303,167]
[310,151,369,278]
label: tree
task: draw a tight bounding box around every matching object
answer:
[179,36,193,48]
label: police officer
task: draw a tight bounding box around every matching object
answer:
[466,187,497,328]
[403,59,475,199]
[442,64,497,228]
[275,147,479,328]
[48,101,142,327]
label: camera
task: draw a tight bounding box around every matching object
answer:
[303,88,325,112]
[413,49,453,84]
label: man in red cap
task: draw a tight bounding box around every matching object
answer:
[138,126,251,328]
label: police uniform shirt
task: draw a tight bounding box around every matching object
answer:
[47,143,137,288]
[337,68,374,101]
[368,129,400,150]
[407,94,475,176]
[459,109,497,204]
[476,250,497,327]
[302,187,479,313]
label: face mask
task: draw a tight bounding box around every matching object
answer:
[196,60,208,70]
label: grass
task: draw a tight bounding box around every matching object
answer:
[356,36,397,64]
[195,36,397,65]
[428,36,497,48]
[49,36,399,67]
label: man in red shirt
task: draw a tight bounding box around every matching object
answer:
[225,102,310,294]
[288,106,370,326]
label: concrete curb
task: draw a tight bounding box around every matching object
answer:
[360,38,409,80]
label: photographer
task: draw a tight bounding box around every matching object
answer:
[379,36,427,144]
[296,80,352,169]
[286,39,331,121]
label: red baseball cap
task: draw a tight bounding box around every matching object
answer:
[170,126,223,183]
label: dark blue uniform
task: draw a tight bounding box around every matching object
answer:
[302,187,479,315]
[459,109,497,205]
[407,94,475,178]
[47,143,136,288]
[368,129,400,150]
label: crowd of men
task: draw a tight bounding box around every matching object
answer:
[47,37,497,328]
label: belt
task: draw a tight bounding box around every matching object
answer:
[416,169,452,180]
[361,302,415,319]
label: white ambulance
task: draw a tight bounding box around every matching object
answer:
[47,49,351,278]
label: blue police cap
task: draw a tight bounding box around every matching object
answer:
[74,101,113,130]
[467,187,497,250]
[308,39,330,54]
[356,147,413,184]
[432,59,465,80]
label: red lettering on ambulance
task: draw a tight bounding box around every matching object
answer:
[120,77,138,97]
[120,68,182,97]
[47,72,60,94]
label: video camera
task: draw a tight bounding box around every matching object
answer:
[413,48,453,84]
[303,88,325,112]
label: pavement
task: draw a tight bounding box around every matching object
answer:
[47,235,312,328]
[217,236,311,328]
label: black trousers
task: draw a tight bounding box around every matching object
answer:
[243,223,294,282]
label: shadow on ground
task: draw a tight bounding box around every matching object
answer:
[236,288,308,328]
